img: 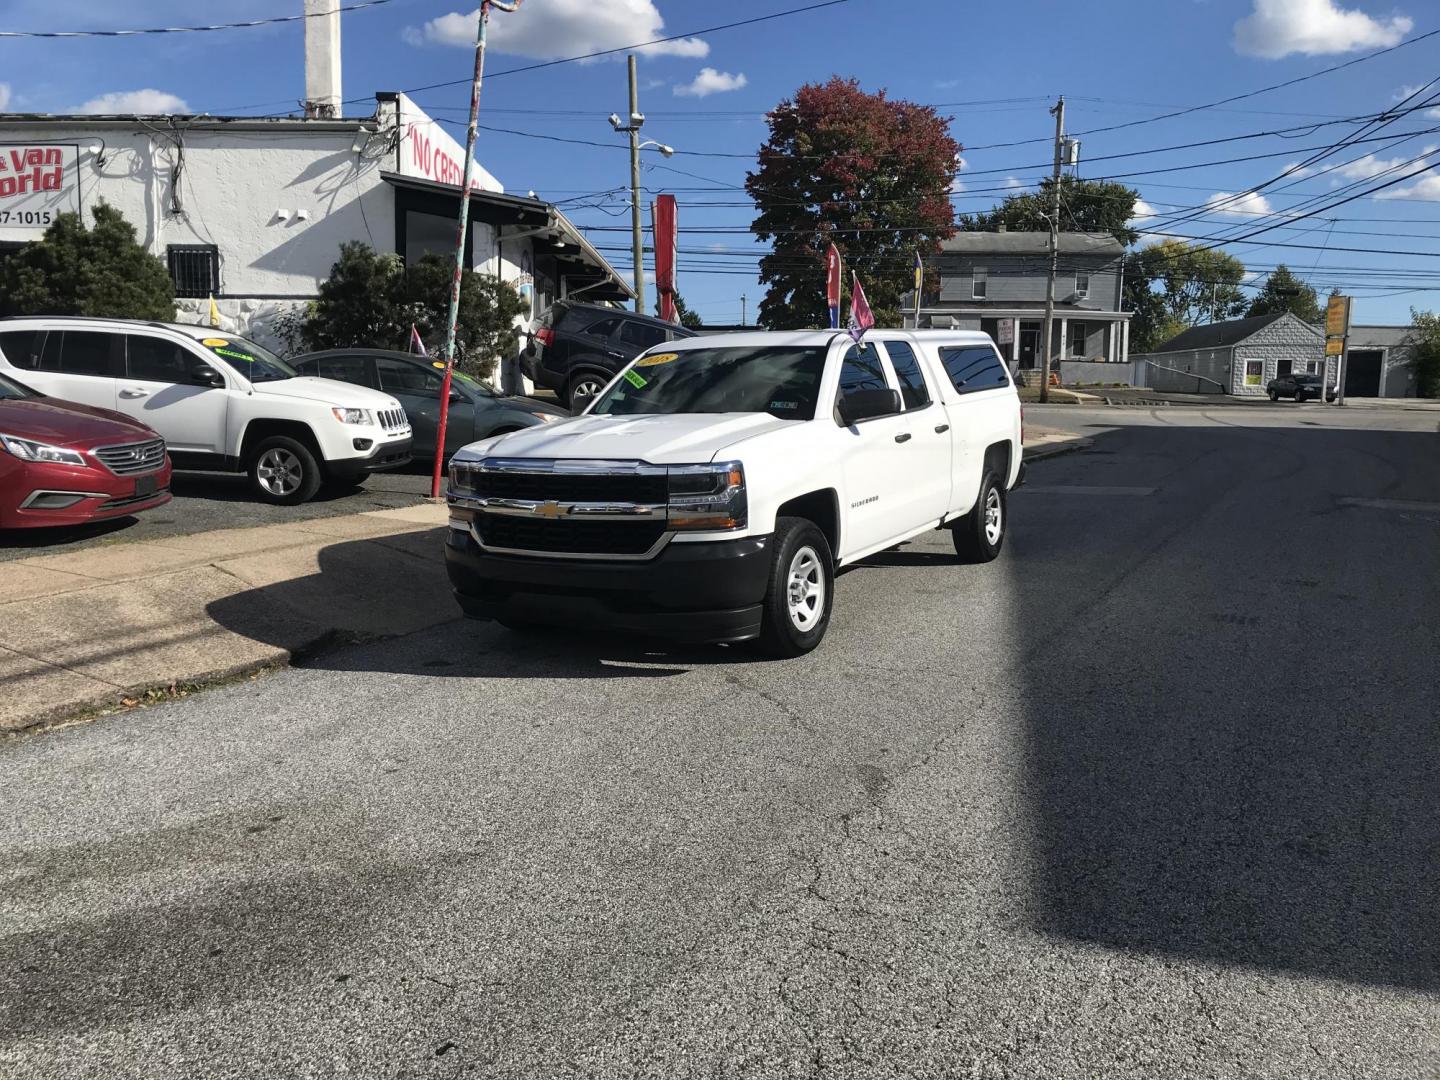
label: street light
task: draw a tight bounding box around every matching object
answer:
[610,56,675,313]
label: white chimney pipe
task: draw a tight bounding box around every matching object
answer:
[304,0,341,118]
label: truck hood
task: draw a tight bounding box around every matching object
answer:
[250,377,402,413]
[465,412,797,464]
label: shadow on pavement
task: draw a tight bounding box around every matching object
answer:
[1012,422,1440,993]
[0,516,138,550]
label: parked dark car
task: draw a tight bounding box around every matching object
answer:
[522,301,697,409]
[1267,371,1336,402]
[291,350,568,459]
[0,369,172,529]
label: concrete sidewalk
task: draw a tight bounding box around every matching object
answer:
[0,504,455,733]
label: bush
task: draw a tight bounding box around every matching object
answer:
[300,243,527,380]
[0,203,176,320]
[1409,308,1440,399]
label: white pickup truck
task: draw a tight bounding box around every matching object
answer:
[445,329,1023,656]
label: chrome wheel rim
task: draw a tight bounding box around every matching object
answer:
[256,448,303,496]
[786,545,825,632]
[572,377,604,407]
[983,488,1003,546]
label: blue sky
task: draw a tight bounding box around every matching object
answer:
[2,0,1439,326]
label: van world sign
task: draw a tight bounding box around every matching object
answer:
[0,144,81,241]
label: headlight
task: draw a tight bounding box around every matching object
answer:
[530,411,561,423]
[331,407,373,425]
[0,433,88,467]
[667,461,746,531]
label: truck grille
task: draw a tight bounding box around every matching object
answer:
[462,469,668,504]
[94,438,166,476]
[379,407,409,433]
[477,514,665,557]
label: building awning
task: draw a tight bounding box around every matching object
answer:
[381,172,634,302]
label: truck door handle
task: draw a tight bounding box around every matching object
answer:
[934,424,950,433]
[119,387,149,398]
[894,432,912,443]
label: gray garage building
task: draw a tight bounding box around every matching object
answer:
[1133,312,1329,397]
[1344,325,1421,398]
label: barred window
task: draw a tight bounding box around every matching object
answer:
[167,245,219,299]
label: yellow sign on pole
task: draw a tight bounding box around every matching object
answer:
[1325,294,1350,337]
[1326,337,1345,357]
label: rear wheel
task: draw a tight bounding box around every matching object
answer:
[953,470,1006,563]
[756,517,834,658]
[1268,389,1279,401]
[248,436,322,505]
[1295,390,1306,402]
[567,372,608,411]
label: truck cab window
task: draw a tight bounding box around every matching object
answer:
[882,341,931,408]
[837,344,891,396]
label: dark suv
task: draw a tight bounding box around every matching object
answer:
[1267,371,1336,402]
[523,301,696,408]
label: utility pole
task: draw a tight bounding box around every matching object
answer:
[431,0,520,499]
[1039,96,1064,405]
[741,293,747,327]
[627,56,645,314]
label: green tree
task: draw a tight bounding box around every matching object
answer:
[0,203,175,320]
[655,290,703,329]
[300,243,526,380]
[962,176,1141,246]
[1124,239,1248,352]
[748,77,961,329]
[1246,264,1321,322]
[1407,307,1440,398]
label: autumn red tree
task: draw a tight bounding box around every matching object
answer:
[747,77,960,329]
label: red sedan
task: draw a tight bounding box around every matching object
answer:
[0,370,172,529]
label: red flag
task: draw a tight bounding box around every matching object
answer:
[825,243,842,329]
[653,194,678,323]
[848,272,874,342]
[409,324,427,356]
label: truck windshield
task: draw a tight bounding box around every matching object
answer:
[591,346,827,420]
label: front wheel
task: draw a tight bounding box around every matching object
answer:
[567,372,608,411]
[248,436,322,505]
[953,470,1006,562]
[755,517,835,658]
[1268,389,1279,401]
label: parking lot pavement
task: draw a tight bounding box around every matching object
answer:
[3,408,1438,1078]
[0,466,433,563]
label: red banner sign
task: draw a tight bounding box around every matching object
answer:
[654,194,678,323]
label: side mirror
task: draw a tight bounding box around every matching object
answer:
[449,389,465,404]
[192,365,224,388]
[838,388,901,426]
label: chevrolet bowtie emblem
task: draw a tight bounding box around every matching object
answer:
[533,500,569,520]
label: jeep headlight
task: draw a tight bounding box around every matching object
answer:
[667,461,746,531]
[331,407,373,425]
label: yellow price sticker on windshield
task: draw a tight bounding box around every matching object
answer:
[432,361,447,369]
[635,352,679,367]
[201,338,229,347]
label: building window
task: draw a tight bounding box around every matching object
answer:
[1075,272,1090,297]
[1306,360,1320,374]
[1070,322,1087,357]
[167,245,219,299]
[972,266,988,299]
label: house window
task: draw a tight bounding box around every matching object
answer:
[1306,360,1320,374]
[1070,322,1087,357]
[1075,272,1090,297]
[167,245,219,299]
[972,266,988,299]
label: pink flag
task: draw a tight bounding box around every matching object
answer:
[848,272,875,343]
[409,324,427,356]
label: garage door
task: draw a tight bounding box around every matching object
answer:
[1345,350,1383,397]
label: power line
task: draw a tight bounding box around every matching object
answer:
[0,0,400,38]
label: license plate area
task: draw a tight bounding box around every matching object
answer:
[134,474,158,497]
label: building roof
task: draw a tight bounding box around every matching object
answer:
[940,232,1124,257]
[1152,312,1290,352]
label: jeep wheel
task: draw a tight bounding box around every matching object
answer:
[953,470,1006,563]
[248,436,322,506]
[567,372,608,411]
[756,517,834,658]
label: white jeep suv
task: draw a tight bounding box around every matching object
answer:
[0,318,412,504]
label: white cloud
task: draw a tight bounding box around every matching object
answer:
[71,89,189,115]
[1204,190,1275,217]
[1233,0,1412,59]
[949,177,966,193]
[1282,160,1315,179]
[934,79,960,90]
[1374,173,1440,200]
[1130,198,1158,223]
[1331,146,1436,182]
[1003,176,1024,189]
[408,0,708,61]
[673,68,747,97]
[0,84,10,112]
[1394,84,1440,119]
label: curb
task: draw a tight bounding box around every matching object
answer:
[1023,437,1093,462]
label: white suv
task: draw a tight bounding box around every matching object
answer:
[0,318,412,504]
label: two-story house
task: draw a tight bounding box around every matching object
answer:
[912,231,1131,370]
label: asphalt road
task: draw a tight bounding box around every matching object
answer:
[3,406,1438,1078]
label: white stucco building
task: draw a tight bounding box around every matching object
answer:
[0,24,632,389]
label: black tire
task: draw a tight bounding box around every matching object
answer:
[755,517,835,658]
[953,470,1006,563]
[1268,389,1279,401]
[1294,390,1306,402]
[567,371,609,411]
[247,435,322,506]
